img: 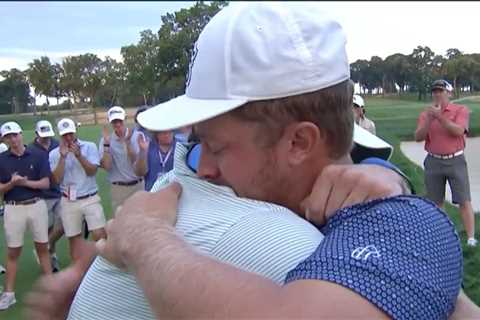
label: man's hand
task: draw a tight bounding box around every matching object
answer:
[96,182,182,269]
[138,133,149,153]
[120,127,133,144]
[59,140,69,158]
[69,142,81,158]
[427,105,442,119]
[25,264,85,320]
[102,125,110,144]
[10,172,27,186]
[301,164,404,226]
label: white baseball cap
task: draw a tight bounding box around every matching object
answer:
[353,125,393,160]
[57,118,77,136]
[353,94,365,108]
[138,2,350,131]
[1,121,22,137]
[108,106,126,123]
[35,120,55,138]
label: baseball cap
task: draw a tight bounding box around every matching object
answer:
[138,2,350,131]
[352,94,365,108]
[353,125,393,160]
[108,106,126,122]
[57,118,76,136]
[1,121,22,137]
[431,79,453,92]
[35,120,55,138]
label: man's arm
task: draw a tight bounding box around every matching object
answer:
[134,133,149,177]
[51,155,66,185]
[415,111,432,142]
[436,116,465,137]
[96,186,388,319]
[22,176,49,190]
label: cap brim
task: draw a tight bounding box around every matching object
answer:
[37,131,54,138]
[59,129,76,136]
[109,115,125,122]
[138,95,248,131]
[353,124,393,160]
[2,129,22,137]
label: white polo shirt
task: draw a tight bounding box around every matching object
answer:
[49,139,100,197]
[99,129,142,183]
[68,143,324,319]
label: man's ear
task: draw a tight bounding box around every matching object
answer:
[283,122,325,166]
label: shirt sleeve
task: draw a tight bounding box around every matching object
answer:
[211,210,324,285]
[455,106,470,132]
[417,110,428,128]
[285,196,463,320]
[98,137,104,156]
[85,143,100,166]
[49,149,60,171]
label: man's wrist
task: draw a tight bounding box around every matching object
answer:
[360,157,415,195]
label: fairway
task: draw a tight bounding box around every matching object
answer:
[0,95,479,318]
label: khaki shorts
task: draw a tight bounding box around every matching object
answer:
[45,198,62,229]
[60,194,106,238]
[424,154,471,205]
[4,200,49,247]
[111,181,144,214]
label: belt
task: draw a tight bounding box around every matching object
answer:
[112,179,143,186]
[428,150,464,160]
[62,191,97,200]
[5,197,40,206]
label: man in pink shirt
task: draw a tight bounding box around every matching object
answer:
[415,79,476,247]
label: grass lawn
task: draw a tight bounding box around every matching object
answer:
[0,95,479,318]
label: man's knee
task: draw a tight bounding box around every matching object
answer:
[7,247,22,260]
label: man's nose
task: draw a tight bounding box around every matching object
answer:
[196,151,221,181]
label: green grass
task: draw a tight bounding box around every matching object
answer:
[1,95,480,318]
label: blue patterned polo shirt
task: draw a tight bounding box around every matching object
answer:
[285,196,463,320]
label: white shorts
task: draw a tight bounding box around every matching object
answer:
[60,194,106,238]
[45,198,62,229]
[4,199,49,247]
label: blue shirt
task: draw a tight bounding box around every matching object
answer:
[29,138,61,199]
[285,196,463,320]
[0,147,51,202]
[49,139,100,197]
[144,141,176,191]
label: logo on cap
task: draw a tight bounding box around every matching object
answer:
[185,43,199,88]
[109,110,122,116]
[63,122,70,128]
[39,126,50,132]
[4,125,11,131]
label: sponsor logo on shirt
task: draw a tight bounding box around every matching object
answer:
[351,245,381,261]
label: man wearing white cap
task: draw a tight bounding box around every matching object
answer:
[100,106,143,212]
[27,3,474,320]
[49,118,106,262]
[353,94,376,135]
[92,3,469,319]
[29,120,63,272]
[0,135,8,275]
[0,121,52,310]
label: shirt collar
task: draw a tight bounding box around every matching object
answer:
[7,145,30,157]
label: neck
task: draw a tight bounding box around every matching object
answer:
[37,137,50,149]
[159,143,172,153]
[11,144,25,156]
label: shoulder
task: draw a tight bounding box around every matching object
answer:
[80,140,98,149]
[450,103,469,112]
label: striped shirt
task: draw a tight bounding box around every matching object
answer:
[68,143,324,320]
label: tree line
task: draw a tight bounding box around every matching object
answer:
[1,1,479,120]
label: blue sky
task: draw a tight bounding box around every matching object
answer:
[1,1,480,72]
[0,1,192,70]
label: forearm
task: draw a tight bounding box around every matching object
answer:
[127,217,281,319]
[134,152,148,177]
[126,143,137,165]
[52,158,66,185]
[438,116,465,137]
[0,181,14,194]
[24,177,50,190]
[77,155,98,176]
[450,290,480,320]
[100,150,112,171]
[415,121,430,141]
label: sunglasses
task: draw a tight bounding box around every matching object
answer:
[186,143,202,173]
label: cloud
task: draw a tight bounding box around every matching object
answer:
[0,48,123,71]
